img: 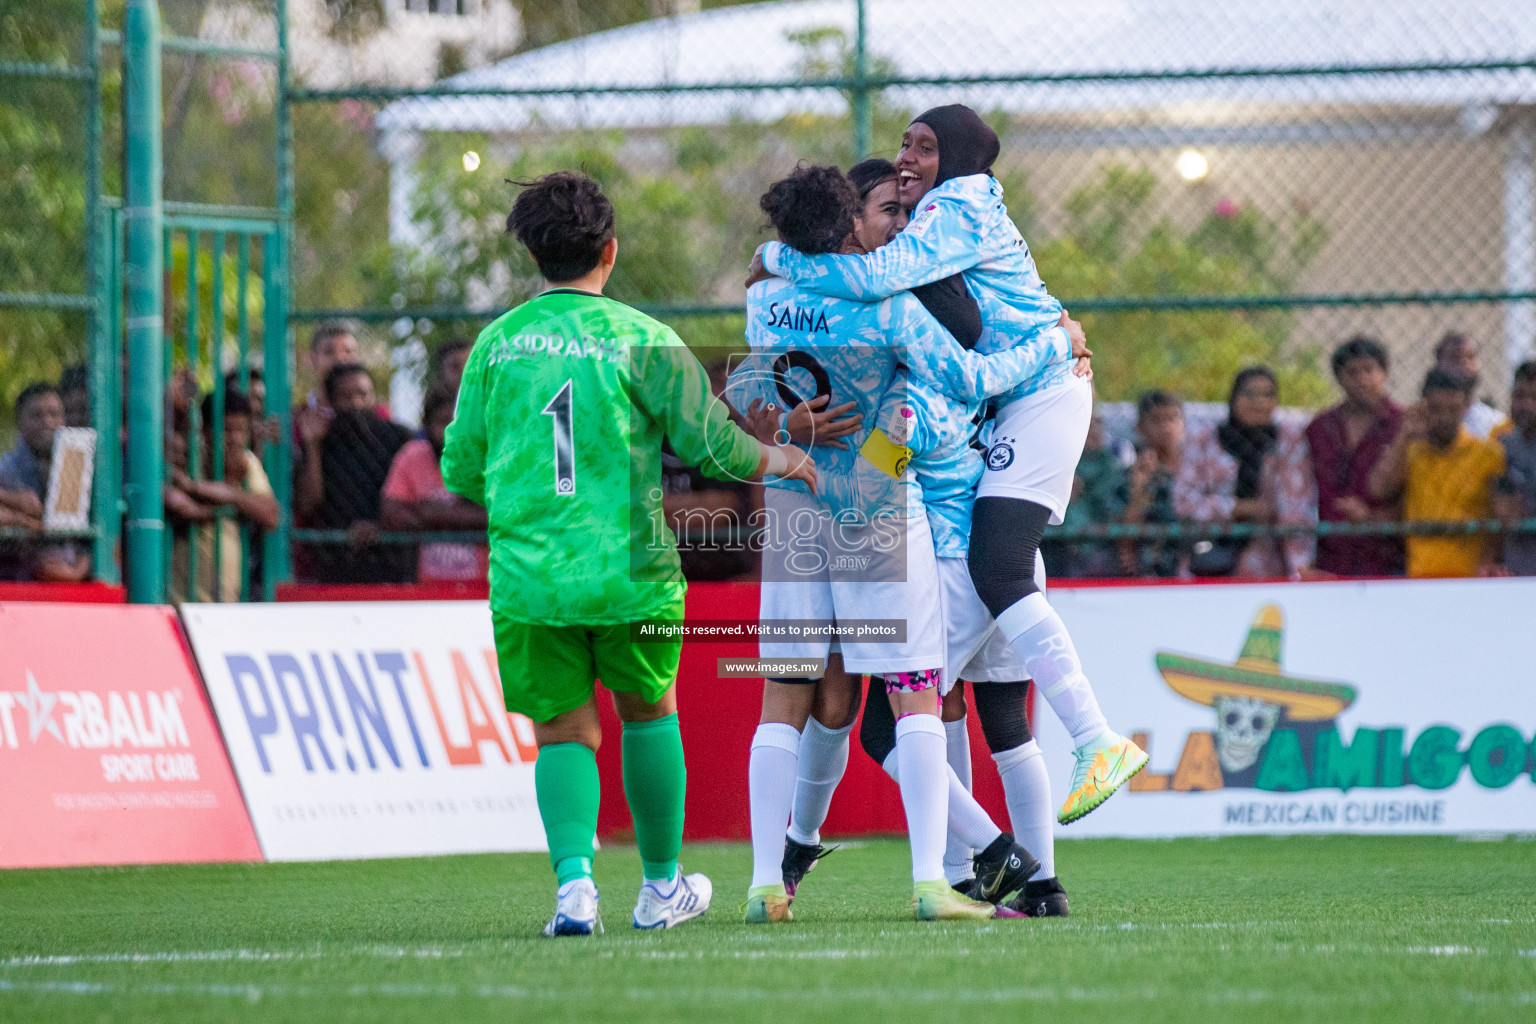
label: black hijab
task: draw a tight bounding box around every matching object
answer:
[912,104,1001,186]
[904,105,998,349]
[1217,366,1279,499]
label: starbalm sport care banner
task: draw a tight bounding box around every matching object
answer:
[181,601,545,861]
[0,602,261,867]
[1036,578,1536,836]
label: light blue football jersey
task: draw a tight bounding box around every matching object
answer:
[726,276,1054,521]
[761,174,1074,408]
[872,373,985,559]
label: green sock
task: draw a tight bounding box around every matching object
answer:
[534,742,600,886]
[621,714,686,883]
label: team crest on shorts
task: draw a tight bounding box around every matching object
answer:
[986,436,1016,470]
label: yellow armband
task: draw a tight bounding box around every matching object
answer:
[859,428,912,479]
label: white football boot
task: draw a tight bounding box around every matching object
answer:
[544,877,602,937]
[631,869,712,930]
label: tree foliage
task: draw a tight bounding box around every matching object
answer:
[5,1,1335,422]
[1034,165,1332,404]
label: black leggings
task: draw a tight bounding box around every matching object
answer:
[858,677,1034,767]
[967,497,1051,620]
[971,680,1033,751]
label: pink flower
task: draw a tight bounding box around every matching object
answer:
[1215,199,1240,219]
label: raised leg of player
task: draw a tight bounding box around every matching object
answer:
[972,378,1147,824]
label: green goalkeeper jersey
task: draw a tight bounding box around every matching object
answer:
[441,288,761,625]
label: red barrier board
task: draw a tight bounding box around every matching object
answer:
[593,582,1014,841]
[0,582,125,603]
[0,603,262,867]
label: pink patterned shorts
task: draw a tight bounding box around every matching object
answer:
[882,668,942,694]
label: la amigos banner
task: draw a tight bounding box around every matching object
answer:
[0,603,261,867]
[1039,578,1536,836]
[181,602,546,861]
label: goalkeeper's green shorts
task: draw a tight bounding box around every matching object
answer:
[492,600,684,722]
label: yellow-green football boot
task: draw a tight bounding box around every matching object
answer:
[913,879,997,921]
[1059,730,1149,824]
[744,883,792,924]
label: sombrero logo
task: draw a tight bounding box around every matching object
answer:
[1131,605,1533,798]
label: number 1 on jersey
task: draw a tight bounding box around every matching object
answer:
[542,379,576,496]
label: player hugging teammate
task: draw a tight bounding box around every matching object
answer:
[739,105,1149,920]
[729,163,1059,921]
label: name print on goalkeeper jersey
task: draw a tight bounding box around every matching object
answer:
[762,174,1074,407]
[441,289,761,626]
[729,276,1058,522]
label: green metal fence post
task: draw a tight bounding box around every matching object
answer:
[851,0,871,161]
[264,0,294,599]
[123,0,165,604]
[85,0,120,583]
[92,208,122,585]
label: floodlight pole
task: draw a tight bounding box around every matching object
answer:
[123,0,165,604]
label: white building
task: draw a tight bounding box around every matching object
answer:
[378,0,1536,395]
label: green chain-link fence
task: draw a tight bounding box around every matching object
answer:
[5,1,1536,593]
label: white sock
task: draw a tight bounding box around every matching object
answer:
[996,592,1108,748]
[787,717,851,846]
[884,739,1003,879]
[894,714,949,883]
[943,717,976,883]
[994,740,1055,880]
[748,722,801,889]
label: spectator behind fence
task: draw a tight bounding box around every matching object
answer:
[1047,413,1125,577]
[295,363,414,584]
[1175,366,1315,578]
[1435,333,1509,440]
[662,360,759,581]
[226,367,280,453]
[1369,369,1505,578]
[168,390,280,602]
[58,364,90,428]
[430,337,474,394]
[1121,390,1184,577]
[1496,361,1536,575]
[381,385,488,584]
[304,323,362,415]
[1305,336,1405,577]
[0,383,90,582]
[0,385,53,533]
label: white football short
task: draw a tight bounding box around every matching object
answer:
[976,373,1093,525]
[758,487,945,676]
[936,555,1043,692]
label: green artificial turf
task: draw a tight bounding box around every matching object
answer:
[1,837,1533,1023]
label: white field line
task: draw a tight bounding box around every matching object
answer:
[5,924,1536,971]
[0,979,1533,1008]
[0,946,469,968]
